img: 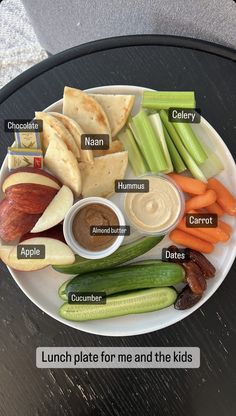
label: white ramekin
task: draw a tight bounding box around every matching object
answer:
[63,197,126,259]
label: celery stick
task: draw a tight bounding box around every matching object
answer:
[142,91,195,110]
[148,113,173,173]
[118,128,148,176]
[128,119,142,149]
[173,122,208,165]
[163,125,186,173]
[199,142,224,178]
[160,110,207,182]
[128,118,152,171]
[132,110,168,173]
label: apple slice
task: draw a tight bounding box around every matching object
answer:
[2,237,75,271]
[5,183,58,214]
[2,167,61,193]
[31,185,73,233]
[0,199,40,242]
[0,244,14,264]
[20,224,65,243]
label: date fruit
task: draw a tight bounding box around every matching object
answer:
[175,286,202,310]
[188,249,215,278]
[183,261,206,294]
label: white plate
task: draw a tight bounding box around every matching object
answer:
[1,85,236,336]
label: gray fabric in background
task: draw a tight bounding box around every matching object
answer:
[0,0,235,89]
[0,0,47,88]
[22,0,236,54]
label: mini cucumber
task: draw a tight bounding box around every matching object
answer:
[59,287,177,321]
[53,235,163,275]
[58,279,71,301]
[62,261,185,299]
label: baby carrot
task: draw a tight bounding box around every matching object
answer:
[218,220,232,235]
[185,190,217,212]
[186,209,230,242]
[205,202,224,216]
[208,178,236,216]
[177,218,218,244]
[169,229,214,254]
[168,173,207,195]
[181,228,217,245]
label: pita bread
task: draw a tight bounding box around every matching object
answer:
[93,139,124,157]
[35,111,80,158]
[79,151,128,198]
[90,94,135,137]
[63,87,111,143]
[44,135,82,196]
[49,112,93,164]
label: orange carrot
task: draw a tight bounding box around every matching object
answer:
[185,209,230,242]
[218,220,232,235]
[177,218,218,244]
[206,202,224,217]
[169,173,207,195]
[208,178,236,216]
[185,190,217,212]
[169,229,214,254]
[205,202,224,216]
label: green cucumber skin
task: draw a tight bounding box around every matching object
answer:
[64,261,185,297]
[58,279,71,301]
[53,236,164,275]
[59,287,177,322]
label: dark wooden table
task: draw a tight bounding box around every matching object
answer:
[0,35,235,416]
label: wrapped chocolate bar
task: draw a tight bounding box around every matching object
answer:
[8,147,43,171]
[14,131,41,149]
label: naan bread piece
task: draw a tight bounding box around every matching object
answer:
[49,112,93,164]
[93,139,124,157]
[63,87,111,143]
[79,151,128,198]
[44,135,82,196]
[90,94,135,137]
[35,111,80,158]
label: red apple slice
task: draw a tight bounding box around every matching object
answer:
[20,224,65,243]
[31,185,73,233]
[2,237,75,271]
[2,167,61,192]
[5,183,58,214]
[0,199,40,242]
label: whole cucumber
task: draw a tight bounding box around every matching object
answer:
[59,287,177,321]
[62,260,185,299]
[53,235,163,275]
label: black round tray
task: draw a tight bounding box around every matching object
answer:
[0,35,235,416]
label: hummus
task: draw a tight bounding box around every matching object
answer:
[72,203,119,251]
[124,176,182,233]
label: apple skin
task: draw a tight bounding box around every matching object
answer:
[20,224,66,243]
[0,199,40,242]
[2,167,61,192]
[3,237,75,271]
[5,183,58,214]
[4,167,61,185]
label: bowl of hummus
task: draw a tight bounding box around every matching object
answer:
[124,174,185,235]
